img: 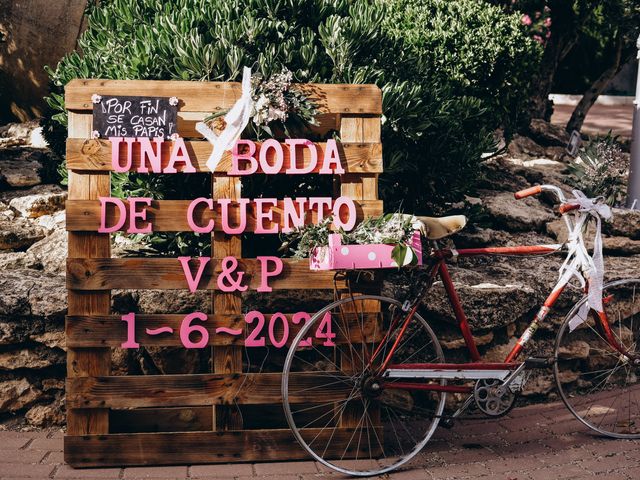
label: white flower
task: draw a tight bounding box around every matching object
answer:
[169,132,180,141]
[255,94,269,110]
[169,96,179,106]
[91,130,100,139]
[91,94,102,104]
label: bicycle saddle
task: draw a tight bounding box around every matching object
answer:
[416,215,467,240]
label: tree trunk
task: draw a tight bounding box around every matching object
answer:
[529,0,597,120]
[566,37,628,133]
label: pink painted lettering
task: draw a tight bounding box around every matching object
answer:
[256,256,284,292]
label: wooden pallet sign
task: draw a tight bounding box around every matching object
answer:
[64,78,383,467]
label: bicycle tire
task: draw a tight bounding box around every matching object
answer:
[554,278,640,438]
[281,294,446,476]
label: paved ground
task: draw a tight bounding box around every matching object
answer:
[1,401,639,480]
[551,104,633,138]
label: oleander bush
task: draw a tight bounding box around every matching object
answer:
[44,0,540,232]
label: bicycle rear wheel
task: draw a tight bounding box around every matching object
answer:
[554,278,640,438]
[281,294,446,477]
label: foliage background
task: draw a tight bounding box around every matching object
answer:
[44,0,541,252]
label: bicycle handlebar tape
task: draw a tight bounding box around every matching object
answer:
[514,185,542,199]
[559,203,581,214]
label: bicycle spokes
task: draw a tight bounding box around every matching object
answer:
[555,279,640,438]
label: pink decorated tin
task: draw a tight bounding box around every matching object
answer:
[309,231,423,271]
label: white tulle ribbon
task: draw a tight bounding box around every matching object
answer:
[197,66,253,173]
[563,190,612,331]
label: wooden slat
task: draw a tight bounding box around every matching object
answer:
[66,258,343,291]
[211,175,243,430]
[66,111,111,436]
[66,138,383,174]
[67,372,352,408]
[65,198,383,232]
[110,407,213,433]
[339,116,382,204]
[176,111,339,138]
[64,427,377,467]
[65,79,383,115]
[338,116,382,431]
[66,313,382,347]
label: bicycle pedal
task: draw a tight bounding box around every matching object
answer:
[524,357,555,368]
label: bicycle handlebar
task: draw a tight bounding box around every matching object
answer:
[514,184,567,204]
[558,203,580,214]
[514,185,542,199]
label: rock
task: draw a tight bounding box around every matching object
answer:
[30,331,66,351]
[36,210,65,233]
[483,338,518,363]
[41,379,64,391]
[603,236,640,256]
[0,251,40,270]
[440,331,494,350]
[0,121,41,146]
[27,273,67,319]
[424,274,537,330]
[545,145,570,161]
[481,191,555,232]
[29,127,49,149]
[605,208,640,240]
[522,374,555,397]
[25,228,66,274]
[464,195,482,206]
[136,290,211,314]
[528,119,571,147]
[0,269,66,318]
[456,227,554,249]
[0,217,45,250]
[557,341,590,360]
[507,134,546,158]
[478,157,531,193]
[245,289,333,313]
[0,318,45,345]
[25,404,64,427]
[0,378,41,412]
[505,157,569,188]
[0,147,60,187]
[548,217,640,255]
[145,346,204,375]
[0,346,65,370]
[556,370,579,385]
[8,185,67,218]
[0,323,15,345]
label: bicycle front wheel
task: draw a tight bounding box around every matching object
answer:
[554,278,640,438]
[281,294,446,477]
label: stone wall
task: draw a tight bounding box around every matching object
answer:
[0,120,639,428]
[0,121,67,427]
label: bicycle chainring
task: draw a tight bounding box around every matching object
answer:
[473,378,518,417]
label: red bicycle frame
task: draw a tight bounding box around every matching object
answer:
[372,242,634,395]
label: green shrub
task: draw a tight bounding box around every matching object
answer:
[44,0,540,225]
[384,0,541,135]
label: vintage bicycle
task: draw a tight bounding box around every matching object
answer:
[281,184,640,476]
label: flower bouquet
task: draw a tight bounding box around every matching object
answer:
[280,214,423,271]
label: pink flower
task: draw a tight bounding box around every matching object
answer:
[533,34,544,44]
[546,30,551,39]
[535,11,541,19]
[544,17,552,28]
[521,14,532,26]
